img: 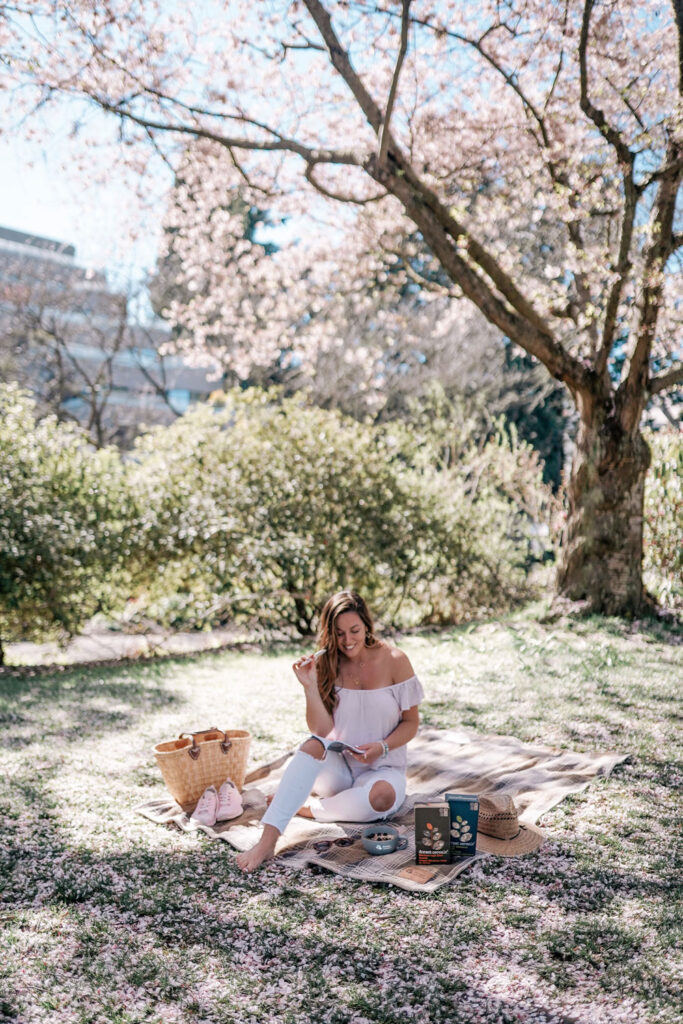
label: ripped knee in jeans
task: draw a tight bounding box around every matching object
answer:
[369,780,396,813]
[299,736,326,760]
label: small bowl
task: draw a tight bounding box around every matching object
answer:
[362,824,401,856]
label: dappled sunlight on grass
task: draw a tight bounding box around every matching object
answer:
[1,613,681,1023]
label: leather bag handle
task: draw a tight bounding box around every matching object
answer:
[179,728,233,760]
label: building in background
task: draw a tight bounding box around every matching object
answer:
[0,225,219,446]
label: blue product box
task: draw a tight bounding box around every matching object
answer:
[445,792,479,857]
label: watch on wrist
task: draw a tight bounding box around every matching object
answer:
[380,741,389,758]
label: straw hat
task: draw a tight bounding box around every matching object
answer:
[476,793,544,856]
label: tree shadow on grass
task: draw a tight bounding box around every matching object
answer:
[1,635,680,1023]
[582,613,683,647]
[2,820,678,1024]
[1,750,680,1024]
[0,659,186,749]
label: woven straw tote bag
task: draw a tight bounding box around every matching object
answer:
[153,727,251,813]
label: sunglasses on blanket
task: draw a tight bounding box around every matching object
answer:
[312,837,357,853]
[312,836,409,853]
[275,837,358,859]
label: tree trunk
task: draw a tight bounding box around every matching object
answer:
[557,403,651,615]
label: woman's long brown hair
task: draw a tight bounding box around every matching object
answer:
[315,590,379,716]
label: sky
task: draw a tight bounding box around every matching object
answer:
[0,124,299,299]
[0,130,166,288]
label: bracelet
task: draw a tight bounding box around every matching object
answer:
[380,741,389,759]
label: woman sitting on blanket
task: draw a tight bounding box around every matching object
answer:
[236,589,424,872]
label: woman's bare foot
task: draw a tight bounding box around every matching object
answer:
[235,824,279,872]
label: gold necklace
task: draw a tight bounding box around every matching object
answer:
[343,657,366,689]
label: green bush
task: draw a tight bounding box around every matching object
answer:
[0,384,557,651]
[0,386,138,661]
[130,390,443,632]
[130,390,553,632]
[414,422,556,624]
[644,429,683,611]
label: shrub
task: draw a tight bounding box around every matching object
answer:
[0,384,557,652]
[130,390,553,632]
[405,421,556,624]
[0,385,137,662]
[644,429,683,611]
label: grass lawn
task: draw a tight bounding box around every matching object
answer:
[1,608,681,1024]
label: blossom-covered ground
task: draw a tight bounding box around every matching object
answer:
[1,611,681,1024]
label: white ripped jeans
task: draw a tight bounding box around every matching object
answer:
[260,735,406,836]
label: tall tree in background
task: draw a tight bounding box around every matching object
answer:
[4,0,682,613]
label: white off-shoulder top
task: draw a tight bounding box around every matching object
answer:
[326,674,425,771]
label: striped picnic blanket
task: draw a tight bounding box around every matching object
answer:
[135,728,627,892]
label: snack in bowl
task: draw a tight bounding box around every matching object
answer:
[361,824,407,856]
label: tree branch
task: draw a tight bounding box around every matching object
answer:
[305,163,387,204]
[378,160,591,394]
[641,152,683,189]
[386,248,460,298]
[619,143,683,428]
[94,97,364,166]
[303,0,384,134]
[378,0,411,167]
[649,363,683,395]
[130,328,186,416]
[595,171,639,379]
[672,0,683,92]
[393,159,559,340]
[386,10,596,321]
[579,0,636,166]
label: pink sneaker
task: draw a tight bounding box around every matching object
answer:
[216,779,243,821]
[191,785,218,826]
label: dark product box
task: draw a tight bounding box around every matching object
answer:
[445,792,479,858]
[414,802,451,864]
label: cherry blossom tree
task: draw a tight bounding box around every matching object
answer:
[3,0,682,613]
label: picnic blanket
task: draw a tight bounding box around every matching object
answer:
[135,728,627,892]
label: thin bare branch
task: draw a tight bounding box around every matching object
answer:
[386,248,460,298]
[606,75,647,132]
[378,0,411,167]
[303,0,384,134]
[595,171,640,379]
[544,0,570,112]
[131,337,184,416]
[93,97,364,166]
